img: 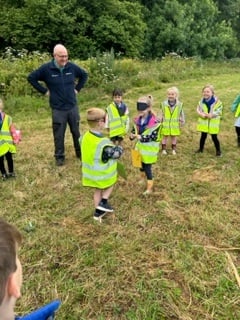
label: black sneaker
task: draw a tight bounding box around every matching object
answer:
[195,149,203,153]
[216,151,222,157]
[97,201,114,212]
[56,158,65,166]
[7,172,16,178]
[93,210,106,222]
[2,174,8,181]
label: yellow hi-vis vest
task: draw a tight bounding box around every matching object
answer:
[135,123,162,164]
[0,114,16,157]
[106,103,128,138]
[197,99,223,134]
[161,101,183,136]
[80,131,117,189]
[234,103,240,118]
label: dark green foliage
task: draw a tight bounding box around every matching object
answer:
[0,0,239,59]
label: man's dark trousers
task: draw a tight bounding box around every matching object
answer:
[52,106,81,161]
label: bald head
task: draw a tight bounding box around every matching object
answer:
[53,44,68,67]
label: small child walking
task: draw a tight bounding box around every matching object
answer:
[230,93,240,147]
[160,86,185,155]
[130,95,162,195]
[80,108,123,222]
[105,88,129,145]
[196,84,223,156]
[0,98,20,180]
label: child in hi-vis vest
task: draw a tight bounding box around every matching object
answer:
[159,86,185,155]
[196,84,223,157]
[0,98,21,180]
[105,88,129,145]
[130,95,162,195]
[80,108,123,222]
[230,93,240,147]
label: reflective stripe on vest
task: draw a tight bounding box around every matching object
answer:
[197,100,222,134]
[135,123,161,164]
[106,103,127,137]
[81,131,117,188]
[0,114,16,156]
[161,101,182,136]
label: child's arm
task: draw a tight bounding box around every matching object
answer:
[125,116,130,133]
[179,107,185,125]
[158,103,164,122]
[211,101,223,118]
[104,113,110,129]
[129,125,136,140]
[196,103,207,118]
[102,145,123,163]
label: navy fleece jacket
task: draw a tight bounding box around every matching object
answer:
[27,60,88,110]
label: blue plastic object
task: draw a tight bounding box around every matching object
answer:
[15,300,61,320]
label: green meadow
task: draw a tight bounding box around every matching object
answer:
[1,55,240,319]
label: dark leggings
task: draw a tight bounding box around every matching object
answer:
[199,132,221,152]
[235,126,240,137]
[140,163,153,180]
[0,152,14,175]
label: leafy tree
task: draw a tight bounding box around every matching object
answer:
[144,0,239,59]
[0,0,94,57]
[0,0,145,58]
[0,0,239,59]
[92,1,146,57]
[214,0,240,42]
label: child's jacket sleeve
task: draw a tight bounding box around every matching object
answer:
[231,94,240,113]
[15,300,61,320]
[102,145,123,163]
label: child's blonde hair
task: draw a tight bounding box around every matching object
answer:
[86,108,106,128]
[202,84,214,94]
[137,95,153,107]
[167,86,179,99]
[137,95,156,115]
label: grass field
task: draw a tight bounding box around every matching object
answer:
[1,58,240,319]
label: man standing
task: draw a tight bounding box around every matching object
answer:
[27,44,88,166]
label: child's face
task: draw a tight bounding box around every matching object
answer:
[202,87,213,100]
[97,118,106,131]
[113,95,122,105]
[167,90,177,102]
[138,108,150,117]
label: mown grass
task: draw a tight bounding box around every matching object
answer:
[1,57,240,319]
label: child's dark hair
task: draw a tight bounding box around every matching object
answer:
[112,88,123,97]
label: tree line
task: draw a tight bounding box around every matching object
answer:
[0,0,240,60]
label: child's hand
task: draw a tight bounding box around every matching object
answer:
[201,112,208,118]
[130,133,136,139]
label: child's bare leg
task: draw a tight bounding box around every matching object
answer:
[162,136,168,154]
[96,185,114,212]
[171,136,177,153]
[94,189,103,207]
[101,185,114,199]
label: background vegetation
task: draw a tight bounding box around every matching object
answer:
[0,0,240,59]
[1,53,240,319]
